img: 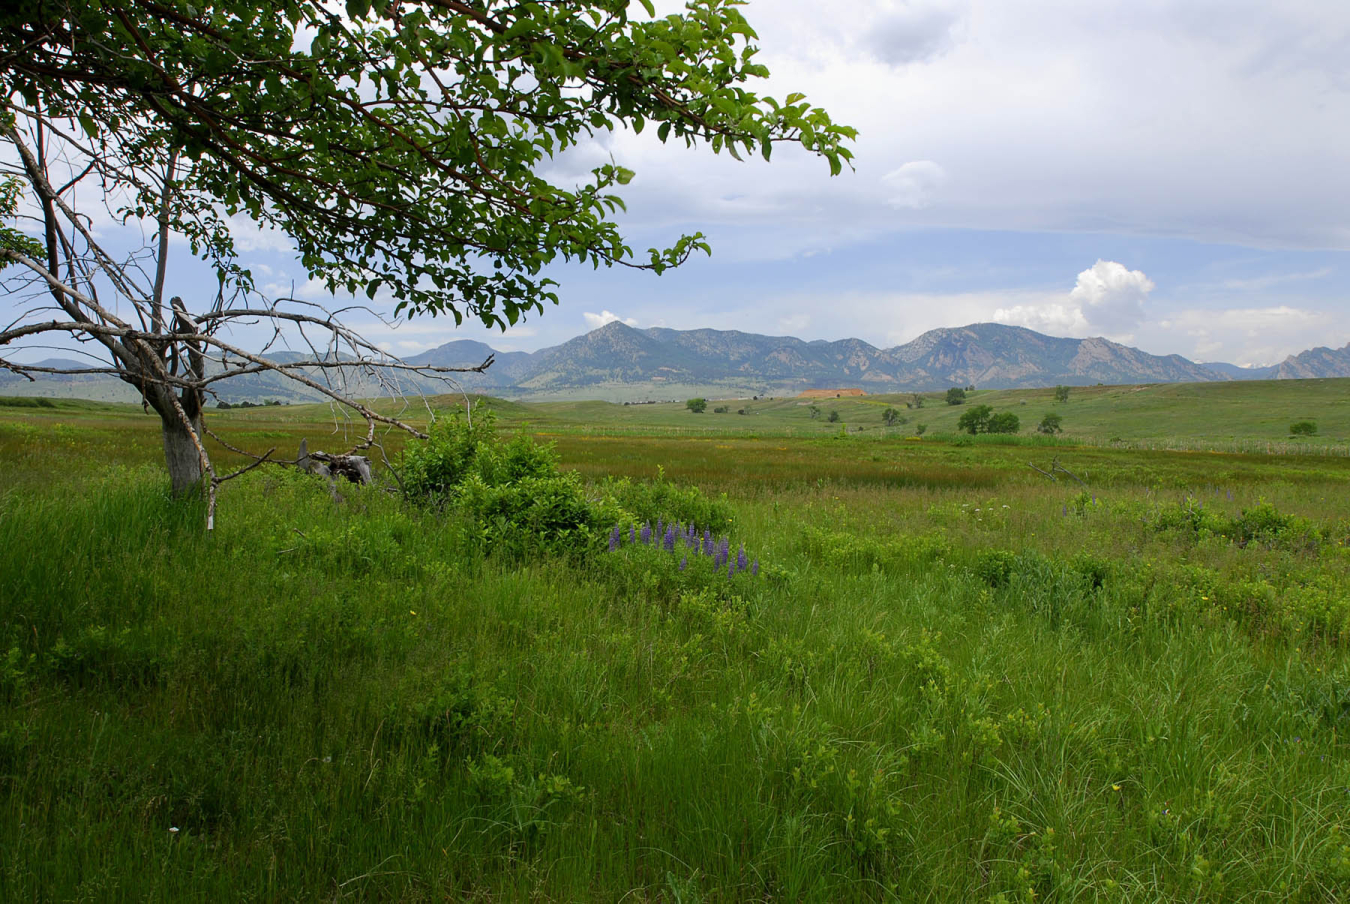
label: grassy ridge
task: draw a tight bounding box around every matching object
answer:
[2,395,1350,900]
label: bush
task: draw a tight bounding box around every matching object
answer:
[1037,413,1063,434]
[946,387,966,405]
[957,404,993,434]
[1290,421,1317,436]
[987,412,1020,434]
[1054,385,1070,403]
[602,475,733,533]
[882,406,901,426]
[827,409,840,423]
[399,407,618,556]
[685,397,707,413]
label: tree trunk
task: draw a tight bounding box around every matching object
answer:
[161,409,204,496]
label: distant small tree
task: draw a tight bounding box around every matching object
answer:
[882,406,901,426]
[809,404,822,420]
[987,412,1020,434]
[685,398,707,414]
[1038,413,1063,434]
[946,387,967,406]
[1290,421,1318,436]
[1054,385,1071,403]
[915,423,927,436]
[911,394,925,409]
[827,409,841,423]
[713,405,730,414]
[957,404,993,434]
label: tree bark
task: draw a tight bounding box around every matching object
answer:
[161,408,204,496]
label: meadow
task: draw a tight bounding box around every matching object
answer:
[1,383,1349,901]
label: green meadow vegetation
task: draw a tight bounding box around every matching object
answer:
[2,382,1350,901]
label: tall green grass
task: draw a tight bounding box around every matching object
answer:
[1,404,1349,900]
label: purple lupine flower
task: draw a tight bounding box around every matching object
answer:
[704,535,715,557]
[640,521,652,545]
[664,525,676,552]
[630,525,637,544]
[656,518,664,538]
[728,562,736,579]
[737,543,747,570]
[608,525,621,552]
[751,559,759,576]
[679,556,688,572]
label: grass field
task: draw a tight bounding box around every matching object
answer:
[2,383,1350,901]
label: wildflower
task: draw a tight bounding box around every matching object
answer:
[737,543,748,570]
[728,562,736,578]
[679,556,688,571]
[704,535,715,557]
[718,537,730,563]
[656,518,664,537]
[751,559,759,576]
[640,521,652,545]
[169,827,180,834]
[664,525,676,552]
[630,525,636,544]
[608,525,621,552]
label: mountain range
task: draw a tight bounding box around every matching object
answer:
[5,322,1350,403]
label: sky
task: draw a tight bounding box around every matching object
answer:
[24,0,1350,369]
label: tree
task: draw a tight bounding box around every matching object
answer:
[882,406,902,426]
[1038,413,1063,434]
[0,0,854,521]
[1054,385,1071,403]
[987,412,1019,434]
[911,393,925,410]
[946,387,967,406]
[686,398,707,414]
[809,405,822,420]
[827,409,840,423]
[957,404,993,434]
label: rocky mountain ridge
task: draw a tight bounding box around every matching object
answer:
[6,323,1348,403]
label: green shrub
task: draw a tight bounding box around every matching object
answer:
[946,387,966,405]
[1290,421,1317,436]
[973,549,1018,587]
[602,475,733,532]
[686,397,707,413]
[957,404,993,434]
[987,412,1020,434]
[1037,413,1063,434]
[399,407,618,556]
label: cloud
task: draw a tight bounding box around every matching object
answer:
[864,2,965,66]
[582,310,638,330]
[1222,267,1333,291]
[882,161,948,209]
[228,214,295,254]
[1068,260,1154,333]
[993,302,1087,335]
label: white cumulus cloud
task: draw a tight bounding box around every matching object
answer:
[1069,260,1154,334]
[583,310,638,330]
[993,302,1087,335]
[882,160,948,209]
